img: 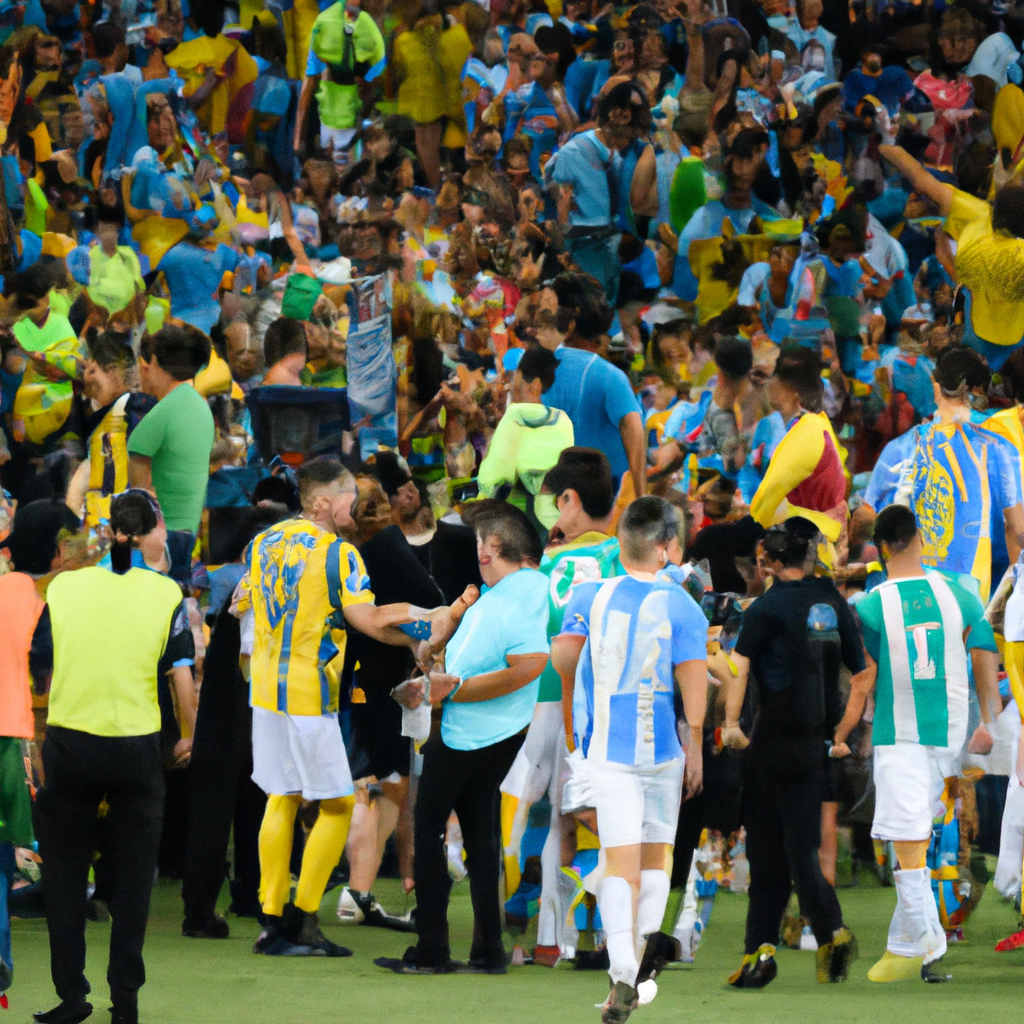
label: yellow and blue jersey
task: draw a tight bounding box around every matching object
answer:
[239,518,374,717]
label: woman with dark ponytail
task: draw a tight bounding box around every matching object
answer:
[29,491,198,1024]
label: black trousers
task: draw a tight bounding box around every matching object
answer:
[743,739,843,953]
[181,609,266,926]
[414,730,525,968]
[35,727,164,1011]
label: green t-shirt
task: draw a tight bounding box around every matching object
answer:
[127,383,214,532]
[537,532,623,702]
[856,571,995,749]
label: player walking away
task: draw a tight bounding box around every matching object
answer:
[552,497,707,1024]
[832,504,1000,982]
[721,517,861,988]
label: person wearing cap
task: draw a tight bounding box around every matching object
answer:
[29,492,197,1024]
[721,516,862,989]
[0,498,80,1003]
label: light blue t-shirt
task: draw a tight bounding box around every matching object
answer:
[159,243,239,334]
[545,129,621,228]
[542,347,639,480]
[561,574,707,769]
[442,567,550,751]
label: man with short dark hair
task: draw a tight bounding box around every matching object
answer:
[552,496,707,1022]
[238,457,425,957]
[721,516,861,989]
[833,504,999,982]
[128,325,215,583]
[380,501,550,975]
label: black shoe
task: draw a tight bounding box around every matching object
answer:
[464,950,509,975]
[727,945,778,989]
[253,915,285,954]
[374,947,461,975]
[574,948,610,971]
[922,959,952,983]
[339,888,417,932]
[637,931,683,984]
[33,1001,93,1024]
[182,914,230,939]
[290,907,352,957]
[109,1010,138,1024]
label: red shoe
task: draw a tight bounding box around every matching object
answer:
[995,929,1024,952]
[532,944,561,968]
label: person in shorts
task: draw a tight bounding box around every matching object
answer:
[833,504,1000,983]
[552,497,708,1024]
[237,457,426,957]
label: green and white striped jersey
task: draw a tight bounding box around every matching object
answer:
[856,572,993,749]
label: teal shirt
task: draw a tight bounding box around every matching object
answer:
[537,533,623,702]
[441,568,550,751]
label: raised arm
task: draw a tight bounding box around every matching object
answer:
[878,145,954,218]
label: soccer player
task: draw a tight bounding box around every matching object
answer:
[552,497,708,1024]
[238,457,427,957]
[505,447,624,967]
[721,516,861,988]
[832,504,1000,982]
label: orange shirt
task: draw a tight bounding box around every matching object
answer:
[0,571,44,739]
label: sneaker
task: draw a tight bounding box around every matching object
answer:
[291,908,353,956]
[727,945,778,989]
[182,914,230,939]
[253,915,285,954]
[600,980,638,1024]
[636,931,682,984]
[996,929,1024,952]
[815,928,857,982]
[800,925,819,951]
[532,944,561,968]
[921,958,952,983]
[32,1003,93,1024]
[336,888,416,932]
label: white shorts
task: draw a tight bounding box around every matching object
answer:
[251,706,354,800]
[589,758,685,848]
[871,741,958,842]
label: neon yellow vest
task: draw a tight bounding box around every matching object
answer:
[47,566,183,737]
[310,5,384,129]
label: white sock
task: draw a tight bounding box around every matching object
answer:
[635,869,670,960]
[889,867,946,962]
[598,875,639,986]
[675,859,699,936]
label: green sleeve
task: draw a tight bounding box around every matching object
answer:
[126,400,165,457]
[477,412,521,498]
[854,592,882,664]
[952,581,998,652]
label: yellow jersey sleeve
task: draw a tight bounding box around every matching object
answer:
[945,188,991,244]
[327,540,376,612]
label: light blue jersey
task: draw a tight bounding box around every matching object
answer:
[560,574,707,769]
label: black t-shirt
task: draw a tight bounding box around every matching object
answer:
[734,576,863,743]
[686,515,765,594]
[343,525,445,696]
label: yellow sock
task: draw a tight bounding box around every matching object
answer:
[259,794,301,917]
[867,950,924,982]
[295,796,355,914]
